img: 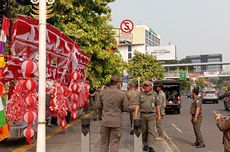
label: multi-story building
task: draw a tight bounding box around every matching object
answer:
[113,25,161,62]
[186,54,223,72]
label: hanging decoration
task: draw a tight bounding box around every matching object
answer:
[49,82,70,129]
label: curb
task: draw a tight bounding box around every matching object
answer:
[163,132,180,152]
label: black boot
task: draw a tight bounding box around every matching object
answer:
[149,147,155,152]
[143,145,149,151]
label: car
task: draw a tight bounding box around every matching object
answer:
[153,79,181,114]
[202,90,219,104]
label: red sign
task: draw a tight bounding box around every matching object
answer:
[120,19,134,33]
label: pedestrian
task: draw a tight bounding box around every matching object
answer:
[96,75,129,152]
[156,83,166,140]
[126,81,140,135]
[138,80,161,152]
[214,111,230,152]
[190,88,205,148]
[90,87,101,120]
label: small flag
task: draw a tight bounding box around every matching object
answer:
[0,96,10,141]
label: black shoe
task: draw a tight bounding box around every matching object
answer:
[191,142,198,146]
[143,145,149,151]
[130,129,134,135]
[149,147,155,152]
[196,144,205,148]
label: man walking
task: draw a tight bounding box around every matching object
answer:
[126,82,140,134]
[138,80,161,152]
[156,83,166,140]
[97,75,129,152]
[190,88,205,148]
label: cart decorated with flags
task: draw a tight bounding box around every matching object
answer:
[0,15,91,144]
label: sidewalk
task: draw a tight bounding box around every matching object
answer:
[41,113,175,152]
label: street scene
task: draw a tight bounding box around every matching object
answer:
[1,0,230,152]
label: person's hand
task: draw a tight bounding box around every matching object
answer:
[156,115,161,122]
[193,117,198,123]
[215,113,222,121]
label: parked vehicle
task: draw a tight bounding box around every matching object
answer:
[202,90,219,104]
[153,79,181,114]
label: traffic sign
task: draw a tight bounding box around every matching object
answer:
[180,72,187,78]
[120,19,134,33]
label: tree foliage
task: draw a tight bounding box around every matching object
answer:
[8,0,124,90]
[196,77,206,89]
[127,52,164,84]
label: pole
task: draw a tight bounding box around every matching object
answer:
[81,118,90,152]
[36,0,47,152]
[133,119,142,152]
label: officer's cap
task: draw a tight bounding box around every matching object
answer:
[143,80,152,86]
[192,88,199,95]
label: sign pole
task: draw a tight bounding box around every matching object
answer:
[36,0,47,151]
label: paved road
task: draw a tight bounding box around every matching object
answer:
[0,112,174,152]
[163,96,228,152]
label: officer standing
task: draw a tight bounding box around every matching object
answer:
[138,80,161,152]
[126,82,140,134]
[97,75,129,152]
[190,88,205,148]
[156,83,166,140]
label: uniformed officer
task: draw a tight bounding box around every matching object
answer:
[138,80,161,152]
[190,88,205,148]
[90,87,101,120]
[215,111,230,152]
[126,81,140,135]
[156,83,166,140]
[97,75,129,152]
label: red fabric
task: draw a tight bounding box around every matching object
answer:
[2,17,10,36]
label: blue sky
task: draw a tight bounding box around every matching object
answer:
[109,0,230,61]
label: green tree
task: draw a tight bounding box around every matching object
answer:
[128,52,164,84]
[9,0,124,90]
[196,77,206,89]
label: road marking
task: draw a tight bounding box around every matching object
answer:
[12,112,94,152]
[172,123,183,133]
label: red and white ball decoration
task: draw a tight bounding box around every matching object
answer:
[22,59,38,144]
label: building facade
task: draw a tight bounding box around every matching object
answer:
[186,54,223,72]
[113,25,160,62]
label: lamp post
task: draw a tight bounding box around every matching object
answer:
[36,0,47,152]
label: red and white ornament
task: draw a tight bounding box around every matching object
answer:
[71,111,78,120]
[72,71,81,81]
[25,95,36,107]
[70,83,79,93]
[24,78,37,91]
[21,59,38,75]
[24,111,37,124]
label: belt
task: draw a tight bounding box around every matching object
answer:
[192,114,201,116]
[141,111,154,114]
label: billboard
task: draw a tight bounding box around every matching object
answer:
[147,45,176,60]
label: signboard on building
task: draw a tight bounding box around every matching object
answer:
[147,45,176,60]
[204,71,219,77]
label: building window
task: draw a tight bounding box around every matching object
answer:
[128,52,132,59]
[207,58,221,62]
[128,45,132,52]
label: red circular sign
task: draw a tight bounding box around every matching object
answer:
[120,19,134,33]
